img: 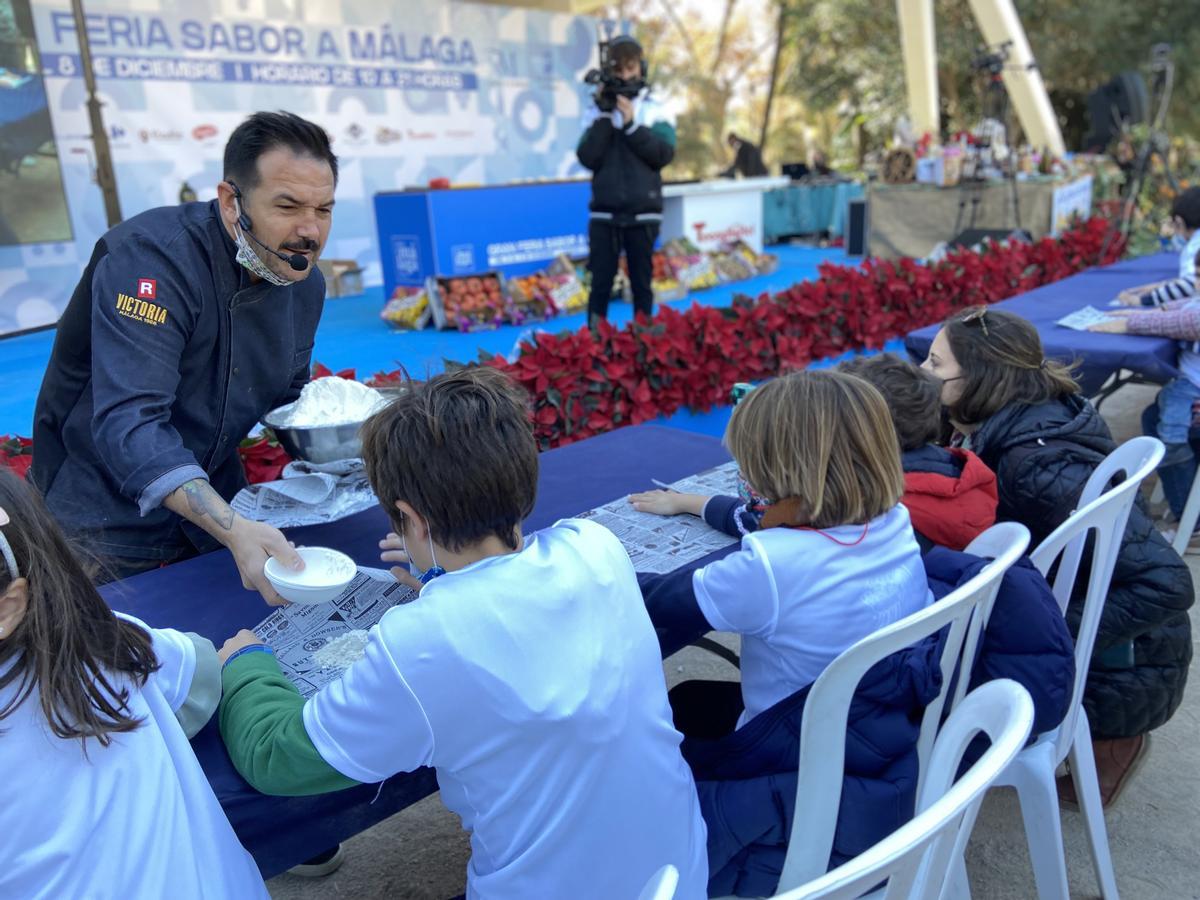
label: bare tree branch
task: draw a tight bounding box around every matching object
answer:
[656,0,702,68]
[759,0,788,152]
[711,0,740,76]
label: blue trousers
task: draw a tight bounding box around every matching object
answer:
[1143,378,1200,521]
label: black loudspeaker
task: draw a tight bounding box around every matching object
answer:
[949,228,1032,249]
[782,162,811,180]
[846,199,867,256]
[1085,71,1149,150]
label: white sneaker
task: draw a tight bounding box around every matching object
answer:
[1160,527,1200,554]
[288,845,345,878]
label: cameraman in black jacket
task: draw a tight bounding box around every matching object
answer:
[576,36,676,325]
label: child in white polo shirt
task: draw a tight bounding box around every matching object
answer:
[218,366,708,900]
[0,469,266,900]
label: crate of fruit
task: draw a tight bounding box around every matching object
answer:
[711,250,757,283]
[430,274,507,332]
[506,272,559,324]
[380,282,434,330]
[724,239,779,275]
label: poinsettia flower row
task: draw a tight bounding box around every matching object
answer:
[480,217,1125,449]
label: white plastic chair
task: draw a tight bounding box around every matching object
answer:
[954,435,1164,900]
[637,864,679,900]
[714,522,1029,899]
[773,680,1035,900]
[1167,463,1200,556]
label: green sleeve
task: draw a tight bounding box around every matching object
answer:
[650,121,677,148]
[218,651,360,796]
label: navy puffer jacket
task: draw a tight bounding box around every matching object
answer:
[687,641,941,898]
[968,394,1193,738]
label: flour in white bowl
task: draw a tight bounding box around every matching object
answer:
[271,378,388,428]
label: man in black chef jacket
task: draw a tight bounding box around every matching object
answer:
[32,111,337,605]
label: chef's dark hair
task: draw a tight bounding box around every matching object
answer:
[223,111,338,191]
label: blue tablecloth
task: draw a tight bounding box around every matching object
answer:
[904,253,1181,395]
[100,424,731,879]
[763,181,863,241]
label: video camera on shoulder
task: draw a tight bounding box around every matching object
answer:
[583,33,647,113]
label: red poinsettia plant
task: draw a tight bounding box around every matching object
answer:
[0,435,33,479]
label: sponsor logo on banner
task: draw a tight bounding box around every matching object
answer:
[444,128,477,140]
[342,123,368,146]
[109,124,127,141]
[691,221,755,245]
[139,128,183,143]
[406,128,436,141]
[375,126,403,144]
[392,235,421,279]
[191,123,218,141]
[137,277,157,299]
[116,292,167,326]
[451,244,475,272]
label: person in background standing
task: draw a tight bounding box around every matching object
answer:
[576,36,676,327]
[720,133,768,178]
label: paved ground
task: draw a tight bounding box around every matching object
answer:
[267,383,1200,900]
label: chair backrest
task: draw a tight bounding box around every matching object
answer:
[637,864,679,900]
[1027,436,1163,761]
[777,525,1029,892]
[776,680,1035,900]
[915,522,1032,784]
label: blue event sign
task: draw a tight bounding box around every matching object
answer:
[374,181,592,296]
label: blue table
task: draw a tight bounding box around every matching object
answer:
[904,253,1181,396]
[101,424,731,878]
[762,181,864,242]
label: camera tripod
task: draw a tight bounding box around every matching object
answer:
[1103,45,1179,259]
[952,43,1025,240]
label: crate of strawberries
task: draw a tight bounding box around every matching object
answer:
[430,274,507,331]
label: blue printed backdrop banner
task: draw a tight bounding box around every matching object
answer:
[0,0,602,335]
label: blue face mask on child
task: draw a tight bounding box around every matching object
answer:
[737,473,773,527]
[402,522,446,585]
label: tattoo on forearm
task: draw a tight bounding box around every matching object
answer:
[180,479,235,531]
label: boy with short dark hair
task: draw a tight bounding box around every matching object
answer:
[217,366,708,899]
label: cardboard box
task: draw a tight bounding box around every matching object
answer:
[316,259,365,298]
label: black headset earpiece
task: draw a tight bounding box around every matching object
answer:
[227,180,253,232]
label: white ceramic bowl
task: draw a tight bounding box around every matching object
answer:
[264,547,357,605]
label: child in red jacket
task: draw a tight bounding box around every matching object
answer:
[840,354,998,551]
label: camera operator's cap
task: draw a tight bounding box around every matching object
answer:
[608,34,648,78]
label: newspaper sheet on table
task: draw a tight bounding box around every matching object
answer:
[252,567,417,697]
[577,460,741,574]
[231,458,378,529]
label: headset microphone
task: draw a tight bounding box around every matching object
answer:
[228,181,311,272]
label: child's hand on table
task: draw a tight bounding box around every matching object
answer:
[219,630,266,664]
[1089,318,1129,334]
[629,490,708,517]
[1114,290,1144,307]
[379,532,424,591]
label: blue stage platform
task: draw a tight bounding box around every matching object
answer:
[0,245,852,438]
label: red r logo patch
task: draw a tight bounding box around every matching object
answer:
[137,278,157,300]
